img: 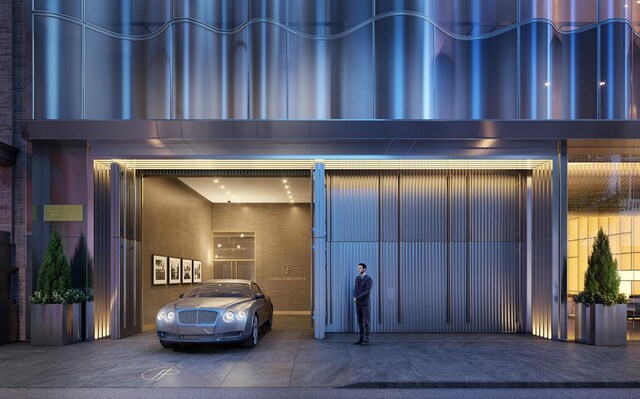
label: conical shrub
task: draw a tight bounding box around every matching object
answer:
[575,227,626,305]
[37,230,72,297]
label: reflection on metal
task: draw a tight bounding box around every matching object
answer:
[93,162,111,339]
[531,161,556,339]
[325,171,524,333]
[312,162,326,340]
[568,163,640,213]
[93,161,142,339]
[33,3,640,120]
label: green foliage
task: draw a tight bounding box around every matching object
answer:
[29,230,89,304]
[574,228,628,306]
[37,230,71,295]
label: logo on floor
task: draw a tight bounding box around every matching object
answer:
[142,366,181,381]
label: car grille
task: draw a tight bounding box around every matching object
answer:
[178,309,218,325]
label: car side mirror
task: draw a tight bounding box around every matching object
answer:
[179,293,185,299]
[255,293,265,299]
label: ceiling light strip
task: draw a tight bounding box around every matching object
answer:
[94,158,551,171]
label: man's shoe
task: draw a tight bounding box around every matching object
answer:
[360,341,369,346]
[353,341,364,345]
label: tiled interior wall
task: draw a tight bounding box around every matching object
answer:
[142,177,212,327]
[211,203,311,313]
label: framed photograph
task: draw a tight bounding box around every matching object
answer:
[152,255,167,285]
[169,257,181,284]
[193,260,202,283]
[182,259,193,283]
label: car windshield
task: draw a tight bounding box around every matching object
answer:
[183,282,252,298]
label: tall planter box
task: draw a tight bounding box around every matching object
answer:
[30,303,82,345]
[575,303,627,346]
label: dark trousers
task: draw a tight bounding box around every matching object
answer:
[356,305,370,342]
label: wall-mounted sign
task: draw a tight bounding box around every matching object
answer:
[43,205,84,222]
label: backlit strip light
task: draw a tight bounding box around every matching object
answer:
[323,159,551,170]
[94,159,551,170]
[94,159,314,170]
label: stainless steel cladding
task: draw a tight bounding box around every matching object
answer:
[326,171,525,333]
[32,1,640,120]
[93,162,142,339]
[531,162,554,339]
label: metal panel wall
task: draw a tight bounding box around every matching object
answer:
[32,1,640,120]
[531,162,553,339]
[93,163,111,339]
[93,162,142,339]
[326,171,524,333]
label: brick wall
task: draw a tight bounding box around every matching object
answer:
[8,0,29,341]
[15,0,28,341]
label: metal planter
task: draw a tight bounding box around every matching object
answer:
[30,303,82,345]
[575,303,627,346]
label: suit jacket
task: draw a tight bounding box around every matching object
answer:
[353,274,373,306]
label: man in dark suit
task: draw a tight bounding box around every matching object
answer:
[353,262,373,345]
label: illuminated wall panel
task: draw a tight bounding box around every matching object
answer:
[325,171,523,333]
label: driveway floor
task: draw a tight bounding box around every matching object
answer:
[2,315,640,388]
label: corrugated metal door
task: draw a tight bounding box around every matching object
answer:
[326,171,524,333]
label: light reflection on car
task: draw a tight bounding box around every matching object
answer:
[156,279,273,348]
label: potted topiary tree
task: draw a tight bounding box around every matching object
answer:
[574,227,628,345]
[30,230,85,345]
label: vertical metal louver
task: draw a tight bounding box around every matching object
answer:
[325,171,524,333]
[93,162,142,339]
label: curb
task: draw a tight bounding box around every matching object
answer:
[341,381,640,389]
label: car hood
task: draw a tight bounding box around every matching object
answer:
[174,297,253,309]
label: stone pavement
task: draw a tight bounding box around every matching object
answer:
[1,315,639,389]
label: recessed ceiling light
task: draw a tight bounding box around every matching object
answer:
[226,191,231,194]
[236,245,241,249]
[213,179,219,183]
[285,185,290,189]
[217,243,222,248]
[220,185,225,189]
[282,179,288,183]
[287,191,291,194]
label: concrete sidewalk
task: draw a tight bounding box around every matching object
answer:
[1,315,639,389]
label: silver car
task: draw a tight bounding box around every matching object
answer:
[156,279,273,348]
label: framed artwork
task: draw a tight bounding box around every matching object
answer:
[182,259,193,283]
[169,257,181,284]
[193,260,202,283]
[152,255,167,285]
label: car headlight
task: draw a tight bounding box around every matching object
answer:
[223,311,235,323]
[237,311,247,320]
[157,310,175,323]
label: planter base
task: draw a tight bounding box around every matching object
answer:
[575,303,627,346]
[30,303,82,345]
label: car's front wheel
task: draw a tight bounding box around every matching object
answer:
[242,315,259,348]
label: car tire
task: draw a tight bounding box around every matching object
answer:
[159,340,176,349]
[242,315,259,348]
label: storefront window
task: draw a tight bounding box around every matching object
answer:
[567,161,640,338]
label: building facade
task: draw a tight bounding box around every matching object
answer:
[2,0,640,342]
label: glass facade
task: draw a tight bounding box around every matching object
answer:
[568,163,640,298]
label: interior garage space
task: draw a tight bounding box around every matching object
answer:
[140,174,312,334]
